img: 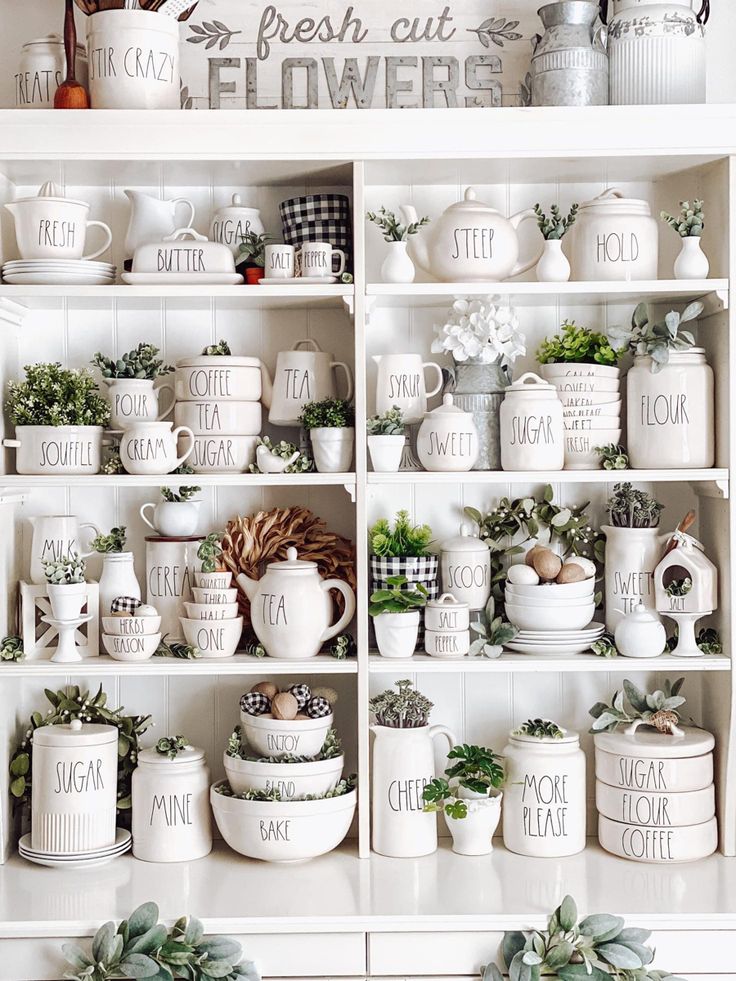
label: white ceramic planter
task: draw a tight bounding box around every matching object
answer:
[417,396,479,473]
[223,753,344,798]
[446,794,502,856]
[29,515,100,585]
[598,814,717,863]
[368,434,405,473]
[185,434,258,474]
[594,726,715,793]
[424,628,469,658]
[140,500,201,538]
[536,239,571,282]
[310,427,354,473]
[500,373,564,472]
[120,421,194,476]
[105,378,174,430]
[381,241,415,284]
[4,425,103,475]
[175,356,265,402]
[373,611,420,659]
[211,784,356,862]
[133,746,212,863]
[674,236,710,280]
[47,581,88,621]
[145,536,202,642]
[180,616,243,658]
[596,780,716,827]
[571,187,659,281]
[99,551,141,619]
[240,713,334,761]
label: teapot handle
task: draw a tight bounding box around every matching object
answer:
[319,578,356,643]
[509,209,544,278]
[331,361,354,403]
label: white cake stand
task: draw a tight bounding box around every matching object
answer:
[41,613,93,663]
[661,609,710,658]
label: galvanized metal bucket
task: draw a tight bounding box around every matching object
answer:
[531,1,608,106]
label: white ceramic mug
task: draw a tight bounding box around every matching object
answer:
[372,353,444,424]
[264,244,295,279]
[299,241,346,278]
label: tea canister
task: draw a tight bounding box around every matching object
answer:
[132,744,212,863]
[16,34,88,108]
[146,535,202,641]
[502,725,586,857]
[571,188,659,281]
[416,395,479,472]
[500,373,564,472]
[31,720,118,854]
[626,349,714,469]
[440,526,491,611]
[209,195,264,258]
[424,593,470,632]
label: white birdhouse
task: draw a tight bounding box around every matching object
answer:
[654,533,718,658]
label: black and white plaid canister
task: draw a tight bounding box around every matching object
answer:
[370,555,439,584]
[288,683,311,710]
[111,596,143,614]
[240,691,271,716]
[306,695,332,719]
[280,194,350,226]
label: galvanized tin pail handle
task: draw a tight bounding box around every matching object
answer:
[697,1,710,25]
[599,0,608,26]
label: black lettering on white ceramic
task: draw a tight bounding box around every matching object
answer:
[282,368,312,401]
[447,562,488,590]
[452,226,495,261]
[617,756,667,791]
[188,368,233,399]
[114,392,152,419]
[39,440,93,468]
[54,758,104,795]
[148,563,193,598]
[265,778,296,797]
[387,777,428,812]
[196,625,226,651]
[88,46,175,84]
[388,372,421,400]
[212,216,253,247]
[432,633,460,654]
[157,248,207,273]
[195,402,222,431]
[438,609,460,629]
[510,415,555,446]
[127,436,168,462]
[596,232,640,264]
[260,818,290,841]
[40,537,77,564]
[260,592,287,626]
[266,732,300,752]
[426,430,474,456]
[192,438,236,469]
[149,792,193,827]
[639,394,690,427]
[15,70,63,106]
[565,434,592,453]
[521,772,568,838]
[613,570,653,614]
[621,826,674,861]
[111,635,146,654]
[620,792,672,826]
[36,218,77,249]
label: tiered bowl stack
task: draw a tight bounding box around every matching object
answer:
[540,364,622,470]
[279,194,353,275]
[595,724,718,863]
[101,597,161,662]
[180,571,242,658]
[211,682,356,862]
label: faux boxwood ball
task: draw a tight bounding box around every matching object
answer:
[240,691,271,716]
[306,696,332,719]
[288,683,311,710]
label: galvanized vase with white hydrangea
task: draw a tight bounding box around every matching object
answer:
[432,296,525,471]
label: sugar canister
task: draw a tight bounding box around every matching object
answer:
[500,373,564,471]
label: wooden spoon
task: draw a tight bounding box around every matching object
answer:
[663,510,697,557]
[54,0,90,109]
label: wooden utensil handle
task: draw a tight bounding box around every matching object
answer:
[663,510,697,556]
[63,0,78,83]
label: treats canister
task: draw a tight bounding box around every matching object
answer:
[440,526,491,611]
[500,372,564,472]
[132,745,212,862]
[571,188,659,281]
[31,720,118,854]
[16,34,88,108]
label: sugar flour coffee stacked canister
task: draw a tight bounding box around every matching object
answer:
[571,188,659,281]
[16,33,88,108]
[31,719,118,854]
[595,725,717,862]
[132,742,212,863]
[146,535,202,642]
[500,373,564,471]
[280,194,353,275]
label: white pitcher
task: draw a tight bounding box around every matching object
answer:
[104,378,175,430]
[371,723,456,857]
[119,421,194,476]
[373,353,443,425]
[602,525,670,631]
[269,339,354,426]
[29,515,101,585]
[123,190,195,257]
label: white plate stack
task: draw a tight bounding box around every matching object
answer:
[2,258,116,285]
[540,364,622,470]
[19,827,131,868]
[504,578,601,654]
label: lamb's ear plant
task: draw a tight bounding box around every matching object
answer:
[90,527,127,554]
[369,509,433,557]
[589,678,687,735]
[366,207,430,242]
[202,339,232,356]
[608,300,702,372]
[0,635,23,662]
[91,343,173,380]
[161,485,201,503]
[468,598,517,658]
[370,679,433,728]
[596,443,629,471]
[367,407,405,436]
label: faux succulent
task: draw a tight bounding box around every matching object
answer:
[591,632,618,658]
[237,231,273,267]
[6,362,110,428]
[370,679,433,728]
[43,552,86,585]
[432,296,525,366]
[469,599,517,658]
[369,575,428,616]
[589,678,687,735]
[514,718,564,739]
[90,526,127,553]
[299,397,355,430]
[537,320,621,367]
[330,633,357,659]
[608,301,702,372]
[370,509,433,558]
[661,199,704,237]
[161,484,201,503]
[596,443,629,471]
[62,901,258,981]
[367,406,405,436]
[482,894,684,981]
[665,577,692,598]
[534,202,579,240]
[202,339,232,356]
[423,744,504,820]
[606,482,664,528]
[366,207,430,242]
[198,532,224,573]
[0,635,23,662]
[91,343,173,380]
[155,735,188,760]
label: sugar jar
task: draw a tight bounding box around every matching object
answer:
[571,187,659,281]
[502,723,586,857]
[416,395,479,472]
[31,720,118,854]
[500,372,564,471]
[440,525,491,611]
[132,743,212,863]
[209,195,265,258]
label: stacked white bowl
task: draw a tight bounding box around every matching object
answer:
[101,613,161,662]
[540,364,621,470]
[505,578,596,632]
[179,570,243,657]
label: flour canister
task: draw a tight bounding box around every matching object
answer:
[571,188,659,281]
[132,745,212,863]
[16,34,88,108]
[31,720,118,854]
[500,373,564,471]
[146,536,202,641]
[502,726,586,857]
[626,349,714,469]
[601,525,669,631]
[440,525,491,611]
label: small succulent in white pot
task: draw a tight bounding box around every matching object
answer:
[299,398,355,473]
[661,198,709,280]
[194,532,231,590]
[370,575,427,659]
[140,485,202,537]
[43,552,87,621]
[367,406,405,473]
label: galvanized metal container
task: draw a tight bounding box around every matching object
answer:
[531,1,608,107]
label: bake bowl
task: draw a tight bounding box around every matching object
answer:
[102,631,161,661]
[102,615,161,636]
[191,586,238,604]
[505,602,595,632]
[184,602,239,621]
[504,579,595,600]
[240,712,334,761]
[223,752,344,798]
[180,616,242,657]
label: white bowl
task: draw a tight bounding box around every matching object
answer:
[564,417,622,431]
[193,571,233,590]
[240,712,334,760]
[565,429,622,470]
[597,814,717,864]
[223,752,344,798]
[503,590,595,609]
[550,376,620,394]
[191,586,238,604]
[102,615,161,636]
[102,631,161,661]
[211,783,356,862]
[184,434,258,474]
[540,363,620,380]
[180,616,242,657]
[559,391,621,407]
[184,602,239,621]
[506,602,595,631]
[504,579,595,599]
[563,402,622,419]
[595,780,715,827]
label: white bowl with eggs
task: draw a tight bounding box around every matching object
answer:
[505,576,595,598]
[240,712,334,761]
[223,752,344,797]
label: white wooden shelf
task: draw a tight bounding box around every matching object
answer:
[0,473,356,489]
[368,653,730,673]
[367,469,729,488]
[2,654,357,678]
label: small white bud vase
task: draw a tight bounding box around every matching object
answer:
[381,241,416,284]
[536,239,571,282]
[673,236,710,280]
[99,552,141,619]
[132,745,212,863]
[31,720,118,854]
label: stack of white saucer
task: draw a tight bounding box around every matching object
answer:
[19,827,131,868]
[1,258,116,286]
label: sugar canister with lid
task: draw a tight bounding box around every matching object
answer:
[500,372,564,471]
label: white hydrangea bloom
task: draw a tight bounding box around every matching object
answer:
[432,295,525,365]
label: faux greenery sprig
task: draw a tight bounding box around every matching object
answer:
[370,509,433,558]
[366,207,430,242]
[155,735,188,760]
[198,532,224,573]
[161,485,201,503]
[9,685,151,810]
[62,901,258,981]
[608,301,702,373]
[237,231,273,267]
[0,635,23,662]
[469,599,517,658]
[43,552,86,585]
[92,344,173,381]
[248,435,312,474]
[596,443,629,471]
[299,397,355,430]
[202,339,232,356]
[661,199,704,237]
[537,320,621,367]
[330,633,357,659]
[369,575,427,616]
[589,678,687,735]
[514,718,564,739]
[591,632,618,658]
[606,482,664,528]
[534,202,578,240]
[155,635,200,660]
[370,679,433,728]
[423,744,504,820]
[90,526,127,553]
[367,406,405,436]
[7,363,110,428]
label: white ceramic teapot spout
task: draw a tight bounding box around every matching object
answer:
[400,204,431,273]
[236,570,259,602]
[259,362,273,410]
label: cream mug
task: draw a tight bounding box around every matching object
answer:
[5,193,113,261]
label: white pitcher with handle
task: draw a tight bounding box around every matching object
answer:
[371,722,456,857]
[123,190,196,257]
[373,353,443,424]
[29,515,100,585]
[268,339,354,426]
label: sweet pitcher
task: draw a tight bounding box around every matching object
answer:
[269,339,353,427]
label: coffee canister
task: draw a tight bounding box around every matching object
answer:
[440,526,491,612]
[502,725,586,857]
[132,744,212,863]
[145,536,202,641]
[31,720,118,854]
[571,188,659,281]
[500,372,564,472]
[17,34,88,108]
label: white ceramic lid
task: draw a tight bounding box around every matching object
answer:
[595,725,714,758]
[139,745,205,766]
[23,33,86,54]
[33,719,118,747]
[176,355,262,368]
[579,187,652,215]
[445,187,500,214]
[505,371,559,397]
[426,592,470,610]
[14,181,90,209]
[425,394,472,417]
[440,523,490,553]
[132,229,236,274]
[217,194,259,212]
[268,546,317,571]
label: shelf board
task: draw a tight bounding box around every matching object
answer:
[0,473,356,489]
[369,653,730,673]
[367,469,729,487]
[1,653,357,678]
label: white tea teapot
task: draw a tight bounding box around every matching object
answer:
[236,547,356,659]
[403,189,541,282]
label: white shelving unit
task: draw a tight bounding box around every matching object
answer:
[0,107,735,979]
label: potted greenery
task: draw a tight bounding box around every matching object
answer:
[299,397,355,473]
[43,552,87,621]
[661,198,709,279]
[369,508,436,591]
[236,231,272,284]
[91,526,142,620]
[366,406,405,473]
[533,201,578,282]
[423,743,504,855]
[366,206,430,284]
[537,319,622,370]
[369,575,427,659]
[4,363,110,475]
[140,485,202,537]
[91,343,174,430]
[194,531,231,590]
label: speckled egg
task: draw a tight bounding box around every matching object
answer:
[506,564,540,586]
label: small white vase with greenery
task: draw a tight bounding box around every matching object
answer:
[366,207,430,284]
[533,202,578,282]
[92,343,174,430]
[370,575,427,658]
[661,199,709,280]
[91,526,141,619]
[43,552,87,621]
[367,406,405,473]
[299,398,355,473]
[140,485,201,537]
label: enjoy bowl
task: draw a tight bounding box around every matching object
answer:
[240,712,334,761]
[223,752,345,798]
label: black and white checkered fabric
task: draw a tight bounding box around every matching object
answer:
[280,194,351,226]
[288,683,311,710]
[306,695,332,719]
[371,579,439,601]
[370,555,439,584]
[282,220,353,273]
[110,595,143,614]
[240,691,271,716]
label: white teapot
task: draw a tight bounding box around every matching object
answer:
[614,602,666,659]
[403,189,541,282]
[236,547,356,659]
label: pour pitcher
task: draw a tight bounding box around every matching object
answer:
[124,190,196,257]
[29,515,100,585]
